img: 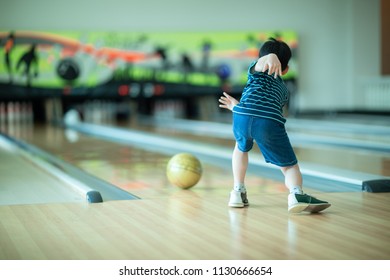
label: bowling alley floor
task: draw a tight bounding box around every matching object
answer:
[0,114,390,260]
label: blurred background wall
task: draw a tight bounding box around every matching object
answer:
[0,0,385,115]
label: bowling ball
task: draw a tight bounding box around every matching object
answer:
[56,58,80,81]
[166,153,202,189]
[216,63,231,80]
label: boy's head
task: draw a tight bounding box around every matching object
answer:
[259,37,292,73]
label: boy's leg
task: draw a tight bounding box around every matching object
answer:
[281,164,331,213]
[232,143,248,190]
[281,164,303,194]
[229,143,249,207]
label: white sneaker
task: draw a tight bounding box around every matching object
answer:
[228,190,249,208]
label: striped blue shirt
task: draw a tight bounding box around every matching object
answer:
[233,61,289,124]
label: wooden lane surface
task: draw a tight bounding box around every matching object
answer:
[2,124,287,200]
[1,124,389,260]
[0,191,389,260]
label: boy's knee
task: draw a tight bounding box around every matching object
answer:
[280,164,298,173]
[235,142,252,153]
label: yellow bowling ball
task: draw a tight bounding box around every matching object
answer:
[166,153,202,189]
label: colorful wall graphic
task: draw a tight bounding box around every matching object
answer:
[0,30,298,99]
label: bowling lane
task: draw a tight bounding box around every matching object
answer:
[2,110,389,206]
[60,120,381,192]
[1,122,290,204]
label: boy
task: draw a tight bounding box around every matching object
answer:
[219,38,331,213]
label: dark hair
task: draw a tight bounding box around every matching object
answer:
[259,37,291,71]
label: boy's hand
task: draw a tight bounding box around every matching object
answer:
[255,53,282,78]
[218,92,239,111]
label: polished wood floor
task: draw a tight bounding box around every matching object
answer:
[0,120,390,260]
[0,191,389,259]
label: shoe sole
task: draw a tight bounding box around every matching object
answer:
[288,203,309,213]
[228,203,249,208]
[229,203,245,208]
[304,203,331,213]
[288,203,331,213]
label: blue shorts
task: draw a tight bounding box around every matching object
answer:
[233,113,297,167]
